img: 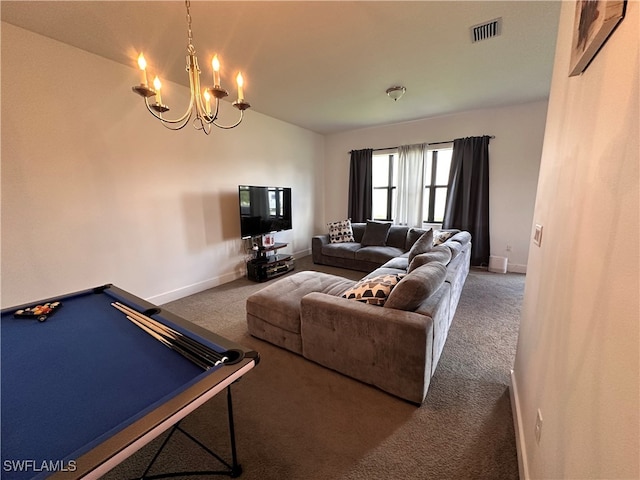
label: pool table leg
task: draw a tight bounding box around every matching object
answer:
[135,385,244,479]
[227,385,243,478]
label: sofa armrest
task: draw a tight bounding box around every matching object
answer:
[311,235,330,263]
[312,234,331,246]
[300,293,434,404]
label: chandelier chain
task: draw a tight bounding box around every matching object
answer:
[185,0,193,48]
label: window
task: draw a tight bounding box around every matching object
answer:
[268,188,285,218]
[423,148,452,223]
[371,146,452,225]
[371,151,397,221]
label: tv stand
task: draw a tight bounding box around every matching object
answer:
[247,243,294,282]
[254,242,287,259]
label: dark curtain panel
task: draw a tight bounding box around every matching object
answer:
[348,148,373,222]
[442,136,491,266]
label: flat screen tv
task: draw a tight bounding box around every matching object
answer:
[238,185,292,239]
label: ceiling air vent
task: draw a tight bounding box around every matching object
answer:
[470,17,502,43]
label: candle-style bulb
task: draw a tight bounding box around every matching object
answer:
[236,72,244,101]
[153,76,163,105]
[137,53,148,85]
[212,55,221,86]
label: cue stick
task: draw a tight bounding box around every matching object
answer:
[112,302,228,364]
[112,303,228,366]
[125,315,211,370]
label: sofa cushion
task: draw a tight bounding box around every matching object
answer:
[384,262,447,311]
[319,277,361,297]
[341,273,405,306]
[361,221,391,246]
[351,223,366,243]
[405,227,430,250]
[246,271,356,333]
[386,226,409,249]
[408,245,452,272]
[327,218,355,243]
[321,242,361,260]
[364,266,408,279]
[380,255,410,271]
[355,246,405,264]
[446,241,463,260]
[408,229,434,264]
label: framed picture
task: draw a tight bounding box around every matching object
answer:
[569,0,626,76]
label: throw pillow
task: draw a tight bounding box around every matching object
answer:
[433,230,457,246]
[405,227,429,250]
[408,246,452,273]
[408,229,434,264]
[341,273,405,306]
[327,219,355,243]
[360,221,391,246]
[384,262,447,311]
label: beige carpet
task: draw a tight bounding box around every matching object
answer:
[103,256,524,480]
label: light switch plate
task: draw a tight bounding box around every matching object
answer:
[533,224,543,247]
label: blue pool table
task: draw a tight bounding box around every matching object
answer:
[1,284,259,479]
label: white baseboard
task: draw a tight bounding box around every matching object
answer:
[510,369,529,480]
[147,269,245,305]
[147,248,311,305]
[293,247,311,258]
[508,263,527,274]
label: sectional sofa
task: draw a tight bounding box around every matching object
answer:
[246,221,471,404]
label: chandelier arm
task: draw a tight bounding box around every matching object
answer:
[208,97,221,122]
[143,94,195,126]
[211,110,245,130]
[160,120,191,131]
[193,116,212,135]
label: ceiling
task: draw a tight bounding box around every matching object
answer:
[1,1,562,134]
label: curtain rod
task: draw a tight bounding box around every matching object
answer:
[349,135,495,153]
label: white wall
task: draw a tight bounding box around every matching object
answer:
[512,1,639,479]
[324,100,548,272]
[1,23,324,306]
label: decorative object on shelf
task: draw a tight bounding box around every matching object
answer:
[131,0,251,134]
[569,0,626,77]
[260,233,275,248]
[386,85,406,101]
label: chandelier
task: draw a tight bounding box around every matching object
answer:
[132,0,250,134]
